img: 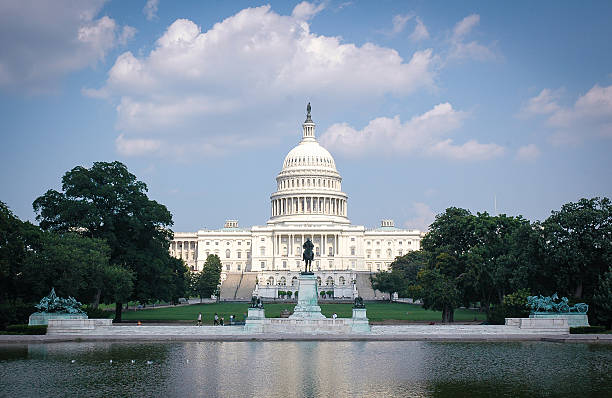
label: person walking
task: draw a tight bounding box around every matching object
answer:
[214,313,219,326]
[197,312,202,326]
[220,317,224,326]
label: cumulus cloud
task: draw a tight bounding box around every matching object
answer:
[0,0,135,94]
[87,4,437,157]
[143,0,159,21]
[516,144,540,161]
[319,103,504,160]
[405,202,436,231]
[392,14,412,34]
[521,84,612,144]
[448,14,498,61]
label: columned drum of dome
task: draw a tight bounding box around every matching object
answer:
[269,106,349,225]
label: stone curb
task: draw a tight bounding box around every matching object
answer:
[1,334,611,344]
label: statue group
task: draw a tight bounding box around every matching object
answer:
[302,238,314,273]
[527,293,588,314]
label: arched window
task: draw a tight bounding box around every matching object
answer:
[315,246,320,256]
[279,277,286,286]
[387,249,392,257]
[291,276,298,286]
[316,276,322,286]
[267,277,274,286]
[339,276,345,285]
[226,249,230,258]
[326,276,334,286]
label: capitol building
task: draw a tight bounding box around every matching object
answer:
[170,105,422,300]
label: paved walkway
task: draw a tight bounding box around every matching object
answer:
[1,324,610,344]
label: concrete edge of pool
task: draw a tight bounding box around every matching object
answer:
[1,333,611,344]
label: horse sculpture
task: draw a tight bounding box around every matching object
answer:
[302,238,314,273]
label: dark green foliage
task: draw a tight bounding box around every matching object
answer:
[5,324,47,335]
[591,267,612,328]
[0,302,36,330]
[570,326,607,334]
[82,305,112,319]
[487,289,531,324]
[194,255,222,299]
[32,161,187,321]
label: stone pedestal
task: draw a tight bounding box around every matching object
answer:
[29,312,87,326]
[351,308,371,333]
[530,313,589,327]
[289,273,326,320]
[244,307,266,332]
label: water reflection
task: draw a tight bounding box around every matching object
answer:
[0,341,611,397]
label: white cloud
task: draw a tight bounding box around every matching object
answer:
[0,0,135,94]
[516,144,541,161]
[143,0,159,21]
[115,134,161,156]
[521,84,612,144]
[405,202,436,231]
[319,103,504,160]
[427,139,505,161]
[519,88,562,116]
[292,1,325,20]
[88,4,437,157]
[452,14,480,40]
[409,17,430,41]
[392,14,412,34]
[448,14,497,61]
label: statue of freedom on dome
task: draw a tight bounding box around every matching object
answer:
[302,238,314,274]
[305,102,312,123]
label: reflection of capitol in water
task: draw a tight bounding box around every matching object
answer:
[170,105,422,299]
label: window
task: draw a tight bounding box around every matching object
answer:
[226,249,230,258]
[247,242,250,246]
[291,276,298,286]
[376,249,380,258]
[296,261,300,268]
[282,260,287,268]
[326,276,334,286]
[260,261,265,268]
[238,241,242,245]
[366,250,371,258]
[215,241,219,245]
[398,250,403,256]
[267,276,274,285]
[227,241,230,245]
[206,241,210,246]
[279,277,286,286]
[388,241,392,245]
[237,263,241,271]
[315,246,320,256]
[226,264,230,271]
[316,276,322,286]
[237,251,241,258]
[351,237,355,241]
[376,241,380,245]
[260,238,265,242]
[350,247,355,255]
[351,260,356,268]
[339,276,345,285]
[387,249,392,257]
[247,251,251,258]
[260,247,265,256]
[408,241,412,245]
[399,241,403,245]
[367,241,371,245]
[328,247,333,256]
[329,260,333,268]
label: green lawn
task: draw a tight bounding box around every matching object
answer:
[120,302,486,323]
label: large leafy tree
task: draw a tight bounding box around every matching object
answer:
[541,197,612,299]
[371,250,429,300]
[33,161,186,321]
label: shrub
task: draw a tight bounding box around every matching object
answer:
[83,306,111,319]
[278,291,285,298]
[320,291,326,298]
[570,326,607,334]
[487,289,531,325]
[326,291,334,298]
[5,324,47,335]
[286,291,292,298]
[0,302,36,330]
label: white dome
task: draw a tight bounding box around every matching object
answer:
[282,140,337,172]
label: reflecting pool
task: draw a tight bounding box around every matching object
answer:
[1,341,611,397]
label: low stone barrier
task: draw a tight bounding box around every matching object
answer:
[505,317,569,334]
[47,319,113,335]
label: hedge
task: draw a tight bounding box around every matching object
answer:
[570,326,607,334]
[4,324,48,335]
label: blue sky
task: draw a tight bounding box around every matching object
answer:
[1,0,611,232]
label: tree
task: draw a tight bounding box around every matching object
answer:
[371,270,405,301]
[591,267,612,328]
[413,257,462,323]
[195,254,222,300]
[540,197,612,299]
[33,161,186,321]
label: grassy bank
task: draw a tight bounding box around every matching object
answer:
[120,302,486,324]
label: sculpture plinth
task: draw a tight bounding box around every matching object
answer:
[289,273,326,319]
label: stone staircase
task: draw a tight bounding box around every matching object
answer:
[219,274,242,300]
[355,272,389,300]
[220,273,257,300]
[234,273,257,300]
